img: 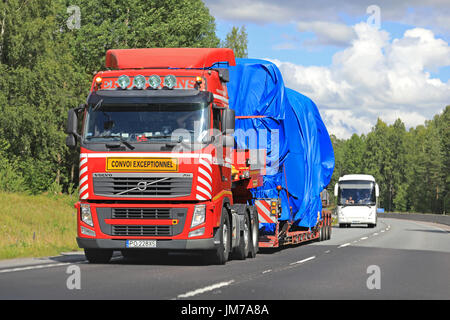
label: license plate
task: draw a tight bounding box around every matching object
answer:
[126,240,157,248]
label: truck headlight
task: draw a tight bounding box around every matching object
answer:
[80,204,93,227]
[191,205,206,228]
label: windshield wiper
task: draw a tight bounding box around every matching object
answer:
[88,135,135,150]
[146,135,172,140]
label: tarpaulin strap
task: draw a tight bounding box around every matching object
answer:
[236,116,267,119]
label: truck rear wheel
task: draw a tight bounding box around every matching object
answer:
[84,248,113,264]
[208,208,231,265]
[248,207,259,258]
[232,212,250,260]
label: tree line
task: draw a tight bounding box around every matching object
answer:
[329,108,449,214]
[0,0,247,195]
[0,1,446,215]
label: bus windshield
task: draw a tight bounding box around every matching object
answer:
[338,180,376,206]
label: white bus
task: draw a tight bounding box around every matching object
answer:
[334,174,379,228]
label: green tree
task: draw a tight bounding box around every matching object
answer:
[440,106,450,214]
[342,133,366,174]
[60,0,220,75]
[0,0,221,193]
[222,25,248,58]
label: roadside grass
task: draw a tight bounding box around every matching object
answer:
[0,192,80,260]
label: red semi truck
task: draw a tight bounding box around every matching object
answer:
[65,48,332,264]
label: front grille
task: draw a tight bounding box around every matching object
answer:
[93,174,192,197]
[112,208,171,219]
[112,225,171,237]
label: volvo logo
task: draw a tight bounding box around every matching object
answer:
[137,181,147,191]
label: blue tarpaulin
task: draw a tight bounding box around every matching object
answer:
[227,59,335,229]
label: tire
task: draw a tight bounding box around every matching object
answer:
[319,222,325,241]
[208,208,231,265]
[323,220,329,240]
[247,208,259,258]
[84,248,113,264]
[233,212,250,260]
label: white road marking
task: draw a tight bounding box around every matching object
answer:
[338,243,351,248]
[360,236,368,240]
[0,262,73,274]
[177,280,235,299]
[262,269,272,274]
[289,256,316,266]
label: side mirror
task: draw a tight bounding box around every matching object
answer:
[65,108,79,136]
[65,108,81,148]
[222,108,235,133]
[375,183,379,197]
[66,134,76,148]
[334,183,338,197]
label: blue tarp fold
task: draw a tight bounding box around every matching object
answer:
[227,59,335,229]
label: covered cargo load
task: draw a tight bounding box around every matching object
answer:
[227,59,335,229]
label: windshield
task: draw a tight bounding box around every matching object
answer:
[338,180,376,206]
[83,102,209,145]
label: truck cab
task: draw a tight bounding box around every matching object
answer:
[334,174,379,228]
[65,48,263,264]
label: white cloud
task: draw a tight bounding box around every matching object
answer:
[297,21,356,47]
[271,23,450,138]
[205,0,450,33]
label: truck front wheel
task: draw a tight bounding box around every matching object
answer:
[84,248,113,264]
[208,208,231,265]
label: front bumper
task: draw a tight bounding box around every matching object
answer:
[338,215,377,224]
[77,237,218,250]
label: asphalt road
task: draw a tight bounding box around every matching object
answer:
[0,218,449,300]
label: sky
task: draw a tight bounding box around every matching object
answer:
[203,0,450,138]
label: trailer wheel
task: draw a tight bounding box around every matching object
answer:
[232,212,250,260]
[319,222,325,241]
[327,220,332,240]
[208,208,231,265]
[248,208,259,258]
[84,248,113,264]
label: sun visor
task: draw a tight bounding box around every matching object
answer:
[105,48,236,70]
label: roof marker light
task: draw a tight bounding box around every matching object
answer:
[133,75,146,90]
[163,75,177,89]
[95,76,102,85]
[117,75,130,90]
[148,75,161,89]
